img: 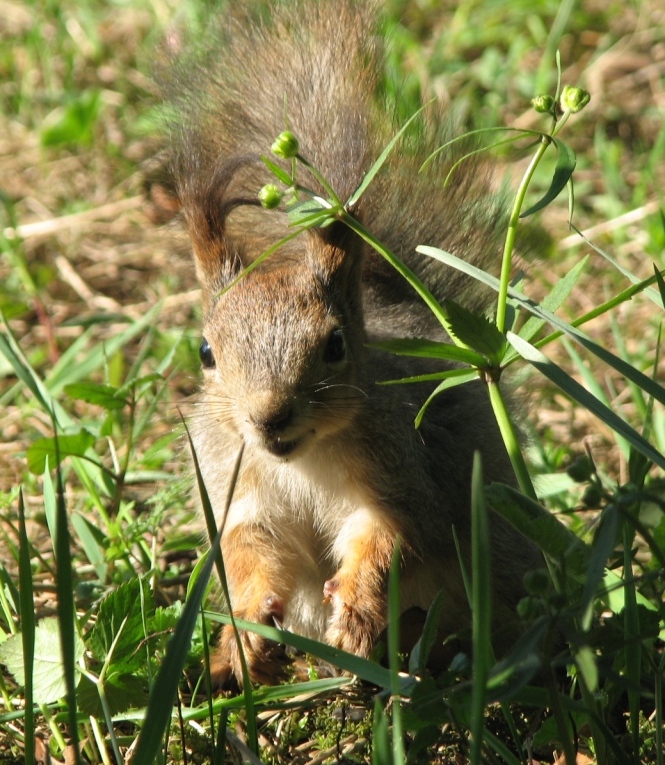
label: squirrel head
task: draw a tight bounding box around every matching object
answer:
[182,158,368,460]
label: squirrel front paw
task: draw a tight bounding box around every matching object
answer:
[209,594,291,689]
[323,576,386,658]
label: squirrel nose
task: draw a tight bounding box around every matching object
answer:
[249,402,294,435]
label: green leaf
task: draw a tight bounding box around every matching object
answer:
[415,371,477,427]
[70,513,108,582]
[574,645,598,692]
[379,368,475,386]
[27,430,96,474]
[41,89,101,148]
[64,382,128,410]
[601,571,659,615]
[409,589,445,676]
[369,337,485,367]
[418,248,665,410]
[655,262,665,306]
[516,256,588,346]
[347,103,429,208]
[87,579,155,672]
[443,299,506,361]
[285,197,335,228]
[520,137,576,217]
[260,154,293,186]
[485,483,590,575]
[507,332,665,471]
[0,617,85,704]
[77,672,148,717]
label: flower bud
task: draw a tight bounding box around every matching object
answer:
[258,184,284,209]
[560,86,591,114]
[567,455,594,483]
[531,94,555,114]
[523,569,551,596]
[582,484,602,509]
[517,596,543,621]
[271,131,299,158]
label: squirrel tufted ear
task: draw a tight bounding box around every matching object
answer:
[306,220,365,289]
[177,155,262,290]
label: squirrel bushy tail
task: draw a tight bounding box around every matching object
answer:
[163,0,506,318]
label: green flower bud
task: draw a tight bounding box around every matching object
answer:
[567,455,594,483]
[258,184,284,209]
[560,85,591,114]
[516,596,543,621]
[271,131,299,159]
[582,484,602,509]
[531,94,555,114]
[523,568,551,596]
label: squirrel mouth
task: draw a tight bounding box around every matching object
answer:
[265,437,301,458]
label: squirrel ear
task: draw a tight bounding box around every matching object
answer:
[179,156,262,290]
[307,220,364,288]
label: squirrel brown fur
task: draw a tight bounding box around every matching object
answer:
[160,0,543,687]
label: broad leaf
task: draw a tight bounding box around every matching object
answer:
[27,430,96,474]
[87,579,155,672]
[0,617,85,704]
[64,382,128,410]
[443,299,506,361]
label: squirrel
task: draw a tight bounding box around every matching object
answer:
[158,0,543,687]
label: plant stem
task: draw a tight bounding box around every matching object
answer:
[496,134,552,334]
[487,380,537,500]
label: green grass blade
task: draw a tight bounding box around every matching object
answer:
[203,612,405,692]
[507,332,665,470]
[470,453,491,765]
[0,312,65,420]
[53,434,81,765]
[347,104,428,207]
[130,516,223,763]
[387,542,405,765]
[372,696,391,765]
[580,504,619,631]
[570,224,664,308]
[516,255,589,346]
[17,490,35,765]
[623,525,641,758]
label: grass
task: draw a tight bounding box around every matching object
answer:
[1,0,664,763]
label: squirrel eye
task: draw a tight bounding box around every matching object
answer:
[323,328,346,364]
[199,338,216,369]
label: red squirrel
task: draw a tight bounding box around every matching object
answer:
[159,0,542,686]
